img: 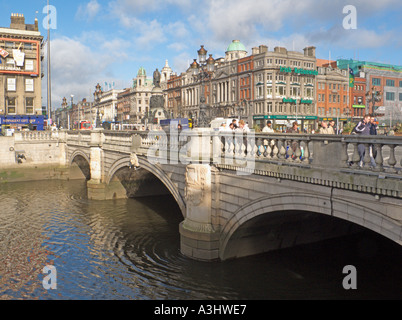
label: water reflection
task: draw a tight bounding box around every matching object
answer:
[0,180,401,300]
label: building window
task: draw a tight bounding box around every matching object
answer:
[26,97,34,114]
[7,97,16,113]
[25,59,34,71]
[24,43,33,50]
[290,86,299,97]
[267,103,272,113]
[386,92,395,101]
[25,79,34,92]
[372,78,381,86]
[304,87,313,98]
[400,81,402,87]
[386,79,395,87]
[399,93,402,101]
[7,78,16,91]
[275,85,286,96]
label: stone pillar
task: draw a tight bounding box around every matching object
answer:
[87,129,107,200]
[179,164,220,261]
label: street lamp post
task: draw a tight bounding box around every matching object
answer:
[365,86,381,115]
[71,94,75,129]
[93,83,102,128]
[190,45,215,127]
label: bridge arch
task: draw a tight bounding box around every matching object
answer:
[69,150,91,180]
[69,150,90,166]
[219,192,401,260]
[106,156,186,217]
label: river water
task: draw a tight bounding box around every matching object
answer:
[0,179,401,300]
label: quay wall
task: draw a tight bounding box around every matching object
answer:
[0,134,80,183]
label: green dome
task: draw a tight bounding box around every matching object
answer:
[137,67,146,76]
[226,40,246,52]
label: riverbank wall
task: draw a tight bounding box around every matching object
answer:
[0,132,83,183]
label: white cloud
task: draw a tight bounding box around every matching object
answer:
[168,42,188,52]
[134,19,166,50]
[172,52,192,74]
[46,36,115,107]
[76,0,101,21]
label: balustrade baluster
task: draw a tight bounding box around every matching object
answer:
[278,139,286,160]
[351,143,360,169]
[258,144,265,158]
[374,144,384,172]
[240,139,246,158]
[386,145,397,173]
[286,140,293,162]
[302,141,309,164]
[341,141,349,168]
[264,142,271,159]
[363,143,372,169]
[271,140,279,160]
[294,141,302,163]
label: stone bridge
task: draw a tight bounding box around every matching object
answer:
[21,129,402,261]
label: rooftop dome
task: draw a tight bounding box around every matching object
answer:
[137,66,146,76]
[226,40,246,53]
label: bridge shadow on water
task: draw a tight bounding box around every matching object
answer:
[121,191,402,299]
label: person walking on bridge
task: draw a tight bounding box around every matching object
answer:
[354,114,371,167]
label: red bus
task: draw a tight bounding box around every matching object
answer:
[79,120,92,130]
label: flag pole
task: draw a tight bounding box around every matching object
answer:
[47,0,52,126]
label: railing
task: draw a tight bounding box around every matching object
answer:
[14,131,60,141]
[127,130,402,174]
[64,129,402,176]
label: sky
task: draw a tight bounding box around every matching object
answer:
[1,0,401,111]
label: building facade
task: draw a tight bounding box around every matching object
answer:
[0,13,44,130]
[252,45,317,132]
[338,59,402,124]
[316,59,351,124]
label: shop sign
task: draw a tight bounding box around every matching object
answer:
[0,48,9,58]
[280,66,318,76]
[282,98,313,104]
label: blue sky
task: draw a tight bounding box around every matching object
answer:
[1,0,401,110]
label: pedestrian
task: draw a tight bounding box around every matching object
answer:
[354,114,371,167]
[236,119,250,133]
[328,120,337,134]
[262,120,274,133]
[319,121,334,134]
[262,120,275,151]
[369,115,378,166]
[287,121,299,134]
[286,121,300,159]
[219,122,227,131]
[232,119,238,129]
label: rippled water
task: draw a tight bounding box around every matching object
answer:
[0,179,401,300]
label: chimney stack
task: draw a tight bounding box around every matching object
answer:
[10,13,26,30]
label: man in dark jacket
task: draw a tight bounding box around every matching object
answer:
[369,116,378,166]
[354,115,371,166]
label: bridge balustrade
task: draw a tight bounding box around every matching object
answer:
[125,130,401,175]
